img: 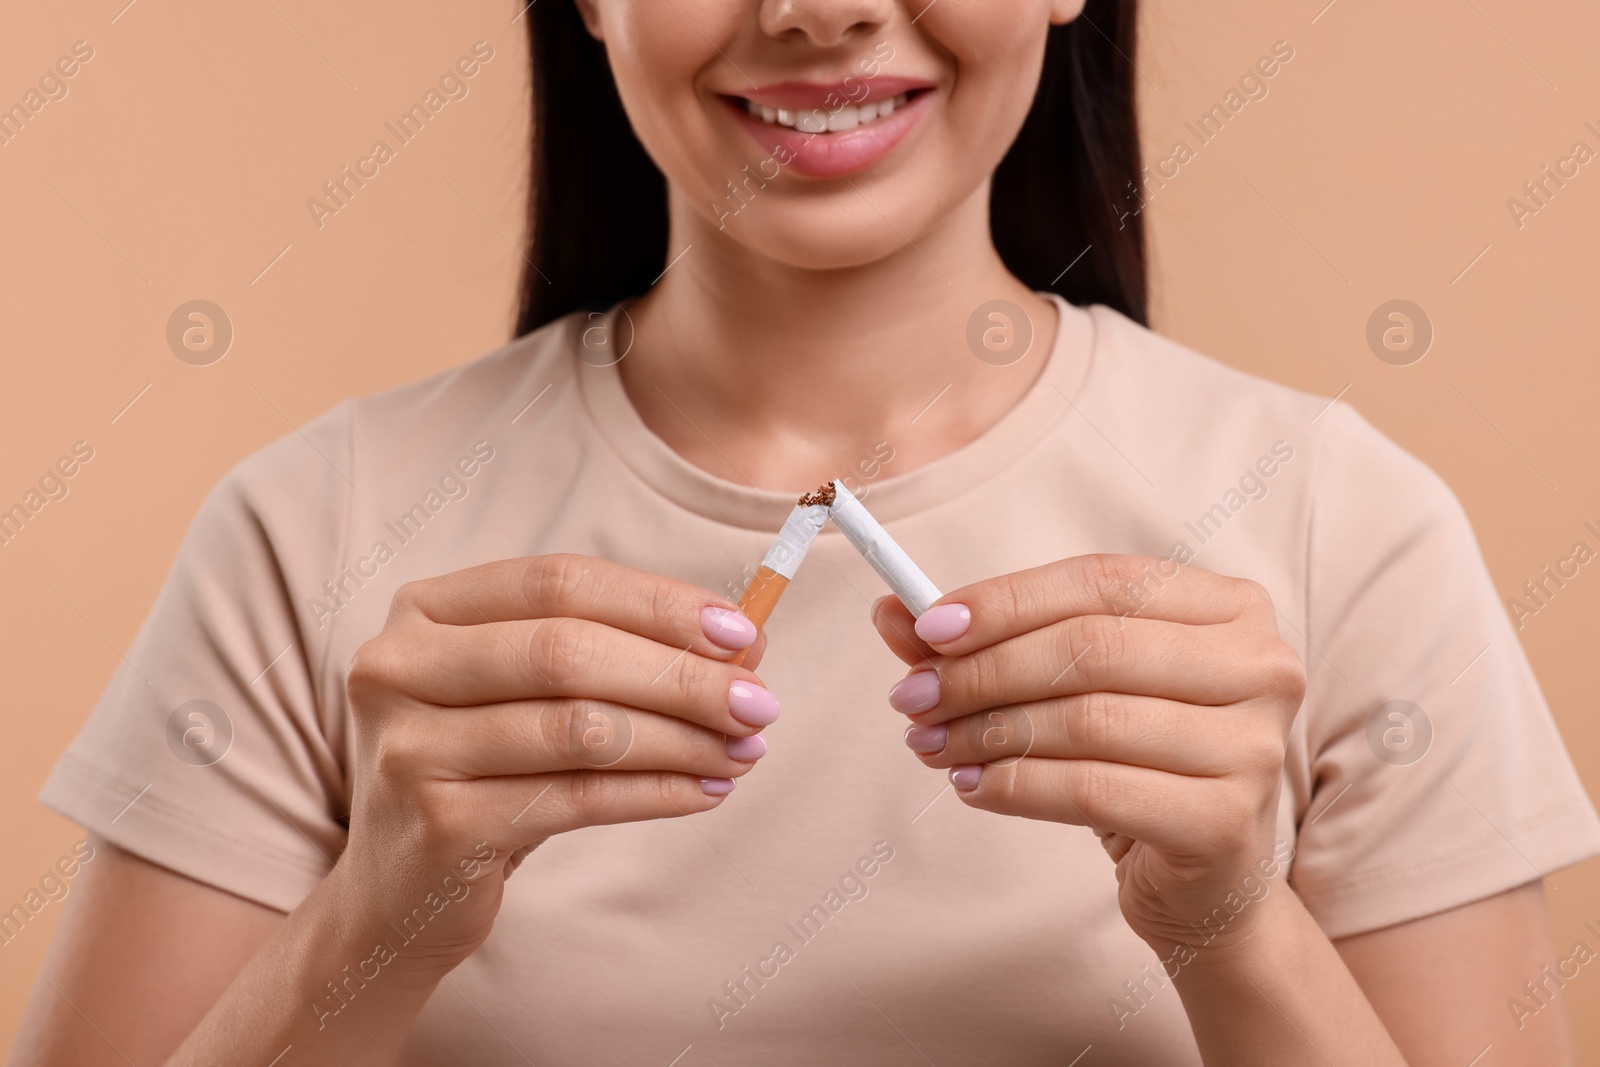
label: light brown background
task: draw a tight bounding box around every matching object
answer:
[3,0,1596,1057]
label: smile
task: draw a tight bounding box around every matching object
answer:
[721,81,934,180]
[738,93,913,133]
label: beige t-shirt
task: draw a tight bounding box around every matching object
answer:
[40,294,1600,1064]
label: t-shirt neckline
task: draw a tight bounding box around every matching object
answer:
[573,291,1099,531]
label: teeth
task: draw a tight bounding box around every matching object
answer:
[743,93,911,131]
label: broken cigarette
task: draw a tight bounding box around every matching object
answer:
[827,479,943,617]
[730,479,944,664]
[730,489,831,665]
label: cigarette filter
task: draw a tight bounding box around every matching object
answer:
[827,480,943,617]
[730,497,830,665]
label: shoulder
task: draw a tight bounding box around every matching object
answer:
[179,313,581,635]
[1084,304,1460,522]
[222,312,580,513]
[1085,304,1329,426]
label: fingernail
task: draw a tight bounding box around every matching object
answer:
[729,681,781,726]
[888,671,940,714]
[950,764,983,791]
[915,603,971,644]
[700,777,737,796]
[701,606,758,650]
[903,723,948,754]
[726,733,768,761]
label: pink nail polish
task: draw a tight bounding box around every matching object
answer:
[915,603,971,644]
[950,764,983,791]
[728,681,781,726]
[888,671,940,714]
[701,606,758,650]
[726,733,768,761]
[903,723,948,754]
[700,777,737,796]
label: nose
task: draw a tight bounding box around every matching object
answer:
[758,0,893,47]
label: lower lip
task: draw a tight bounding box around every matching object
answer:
[724,91,932,180]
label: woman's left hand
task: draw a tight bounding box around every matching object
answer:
[870,553,1308,954]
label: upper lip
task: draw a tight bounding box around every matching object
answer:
[727,76,934,111]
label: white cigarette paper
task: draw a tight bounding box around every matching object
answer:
[761,503,830,579]
[827,480,943,616]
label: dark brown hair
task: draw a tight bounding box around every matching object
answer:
[515,2,1145,336]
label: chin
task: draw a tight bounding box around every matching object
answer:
[695,161,973,275]
[720,210,932,273]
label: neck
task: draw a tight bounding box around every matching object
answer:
[617,180,1061,493]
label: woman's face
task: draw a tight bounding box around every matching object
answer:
[575,0,1086,271]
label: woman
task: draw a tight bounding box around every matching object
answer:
[15,1,1598,1063]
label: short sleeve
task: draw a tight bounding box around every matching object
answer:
[36,404,355,913]
[1288,402,1600,939]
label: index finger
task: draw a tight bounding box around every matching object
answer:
[908,553,1265,655]
[391,553,756,659]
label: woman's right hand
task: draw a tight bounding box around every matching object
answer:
[13,554,778,1067]
[332,552,777,983]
